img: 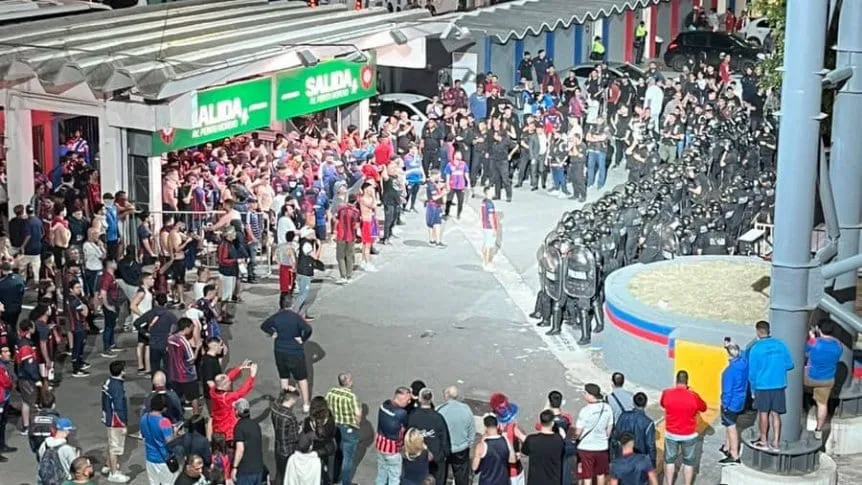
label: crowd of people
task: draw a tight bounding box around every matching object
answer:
[0,4,839,485]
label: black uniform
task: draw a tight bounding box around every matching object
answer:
[489,130,514,201]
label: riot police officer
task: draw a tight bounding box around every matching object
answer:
[568,133,588,202]
[698,221,730,255]
[490,128,514,201]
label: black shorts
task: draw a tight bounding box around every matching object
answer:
[275,351,308,381]
[172,380,201,402]
[753,388,786,414]
[137,331,150,344]
[169,261,186,284]
[721,408,740,426]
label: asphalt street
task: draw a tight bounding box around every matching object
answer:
[9,162,859,484]
[2,166,629,485]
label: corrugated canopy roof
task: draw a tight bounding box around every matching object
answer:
[0,0,435,101]
[452,0,659,44]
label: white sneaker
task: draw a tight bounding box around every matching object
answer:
[100,352,116,359]
[336,278,348,285]
[101,466,110,476]
[302,403,311,414]
[107,471,131,483]
[548,188,558,194]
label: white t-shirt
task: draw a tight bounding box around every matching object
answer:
[82,241,105,271]
[193,282,206,301]
[575,402,613,451]
[277,215,297,245]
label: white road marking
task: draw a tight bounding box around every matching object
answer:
[455,204,660,401]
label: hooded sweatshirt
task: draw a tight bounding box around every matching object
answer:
[283,451,321,485]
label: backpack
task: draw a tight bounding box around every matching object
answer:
[38,443,68,485]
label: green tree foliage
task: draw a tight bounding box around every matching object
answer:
[753,0,785,93]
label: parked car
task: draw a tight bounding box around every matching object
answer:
[565,62,647,89]
[663,31,764,72]
[377,92,432,136]
[739,17,771,48]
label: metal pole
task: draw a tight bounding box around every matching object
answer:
[829,0,862,394]
[822,252,862,280]
[769,0,828,444]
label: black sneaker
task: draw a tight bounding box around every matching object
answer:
[0,445,18,453]
[72,370,91,378]
[436,242,447,248]
[718,456,740,466]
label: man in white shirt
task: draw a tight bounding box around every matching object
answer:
[575,383,614,485]
[644,78,665,133]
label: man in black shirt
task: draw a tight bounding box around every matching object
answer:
[406,388,451,484]
[8,205,27,256]
[380,160,402,245]
[175,454,207,485]
[198,338,228,410]
[233,398,264,484]
[522,410,565,485]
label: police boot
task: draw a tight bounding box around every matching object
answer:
[577,310,592,345]
[529,292,543,319]
[546,305,563,335]
[592,298,605,333]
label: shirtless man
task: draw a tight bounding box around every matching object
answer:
[158,215,174,264]
[162,169,180,212]
[168,222,191,308]
[358,182,378,272]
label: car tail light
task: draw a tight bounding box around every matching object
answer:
[667,42,679,51]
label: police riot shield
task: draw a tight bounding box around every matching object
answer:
[564,245,598,300]
[541,245,564,301]
[659,224,680,261]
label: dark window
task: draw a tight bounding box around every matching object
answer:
[681,33,709,48]
[573,67,594,78]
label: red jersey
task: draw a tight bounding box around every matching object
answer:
[335,204,360,243]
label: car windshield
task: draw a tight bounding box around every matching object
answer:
[726,33,752,48]
[616,64,646,80]
[411,99,430,115]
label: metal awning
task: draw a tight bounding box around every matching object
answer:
[447,0,661,44]
[0,0,440,101]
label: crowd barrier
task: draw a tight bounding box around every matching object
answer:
[145,210,274,279]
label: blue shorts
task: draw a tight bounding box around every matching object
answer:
[425,204,442,228]
[753,388,786,414]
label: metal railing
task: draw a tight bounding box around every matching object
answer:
[138,210,274,278]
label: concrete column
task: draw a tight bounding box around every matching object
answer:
[769,0,828,443]
[830,0,862,393]
[5,102,34,211]
[148,156,162,230]
[98,124,124,195]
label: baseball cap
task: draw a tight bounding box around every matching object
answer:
[233,398,250,414]
[55,417,76,431]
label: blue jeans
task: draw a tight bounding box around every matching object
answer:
[551,166,568,192]
[291,274,312,315]
[339,424,360,485]
[102,307,117,351]
[587,150,607,189]
[71,330,85,371]
[234,472,261,485]
[375,451,402,485]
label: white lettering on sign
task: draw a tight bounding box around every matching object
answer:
[191,98,263,139]
[304,69,358,105]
